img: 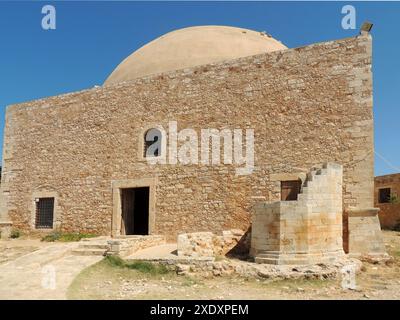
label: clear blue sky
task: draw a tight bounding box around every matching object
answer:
[0,1,399,176]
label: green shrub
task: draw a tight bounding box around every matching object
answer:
[41,232,61,242]
[105,255,126,268]
[59,233,96,242]
[41,232,96,242]
[182,276,202,287]
[389,195,399,204]
[10,229,21,239]
[104,256,170,275]
[126,261,169,274]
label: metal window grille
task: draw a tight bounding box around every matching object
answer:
[35,198,54,229]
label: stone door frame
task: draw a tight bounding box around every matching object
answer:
[111,177,156,237]
[30,191,60,231]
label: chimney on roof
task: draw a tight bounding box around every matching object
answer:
[360,21,373,35]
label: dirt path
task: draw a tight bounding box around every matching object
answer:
[0,239,51,264]
[0,240,102,300]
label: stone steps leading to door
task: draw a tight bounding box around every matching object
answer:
[71,238,111,256]
[71,248,108,256]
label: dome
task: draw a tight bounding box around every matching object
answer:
[104,25,287,86]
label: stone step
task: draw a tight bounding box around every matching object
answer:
[78,243,109,250]
[71,248,107,256]
[81,236,109,242]
[254,256,279,265]
[305,170,318,183]
[306,167,327,180]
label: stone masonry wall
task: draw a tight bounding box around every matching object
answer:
[347,208,386,257]
[0,34,375,243]
[251,163,345,265]
[107,235,166,258]
[374,173,400,229]
[177,229,247,258]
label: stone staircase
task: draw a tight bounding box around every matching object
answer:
[71,235,167,257]
[251,162,344,265]
[303,165,327,188]
[71,238,110,256]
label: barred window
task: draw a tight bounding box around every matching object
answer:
[378,188,391,204]
[35,198,54,229]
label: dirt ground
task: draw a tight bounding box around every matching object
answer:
[0,239,49,265]
[67,231,400,300]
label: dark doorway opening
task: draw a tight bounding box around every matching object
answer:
[120,187,149,235]
[281,180,302,201]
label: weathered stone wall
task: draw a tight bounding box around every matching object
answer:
[251,163,345,265]
[377,203,400,229]
[0,34,375,244]
[347,208,386,257]
[178,232,215,258]
[0,222,11,239]
[177,229,247,258]
[374,173,400,229]
[107,235,166,258]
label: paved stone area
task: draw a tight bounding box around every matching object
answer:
[0,240,102,299]
[126,243,178,260]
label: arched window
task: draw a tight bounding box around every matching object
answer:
[143,128,162,158]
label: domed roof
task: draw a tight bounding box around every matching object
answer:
[104,25,287,86]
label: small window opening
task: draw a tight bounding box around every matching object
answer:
[379,188,391,203]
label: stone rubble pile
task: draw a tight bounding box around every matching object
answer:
[177,229,249,258]
[175,257,363,280]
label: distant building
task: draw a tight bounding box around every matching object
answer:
[375,173,400,229]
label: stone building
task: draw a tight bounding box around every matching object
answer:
[375,173,400,229]
[0,25,386,261]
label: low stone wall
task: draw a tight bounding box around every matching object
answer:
[174,257,362,280]
[107,235,166,258]
[177,229,248,258]
[125,252,362,280]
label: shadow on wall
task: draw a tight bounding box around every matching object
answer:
[226,227,252,259]
[343,211,349,254]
